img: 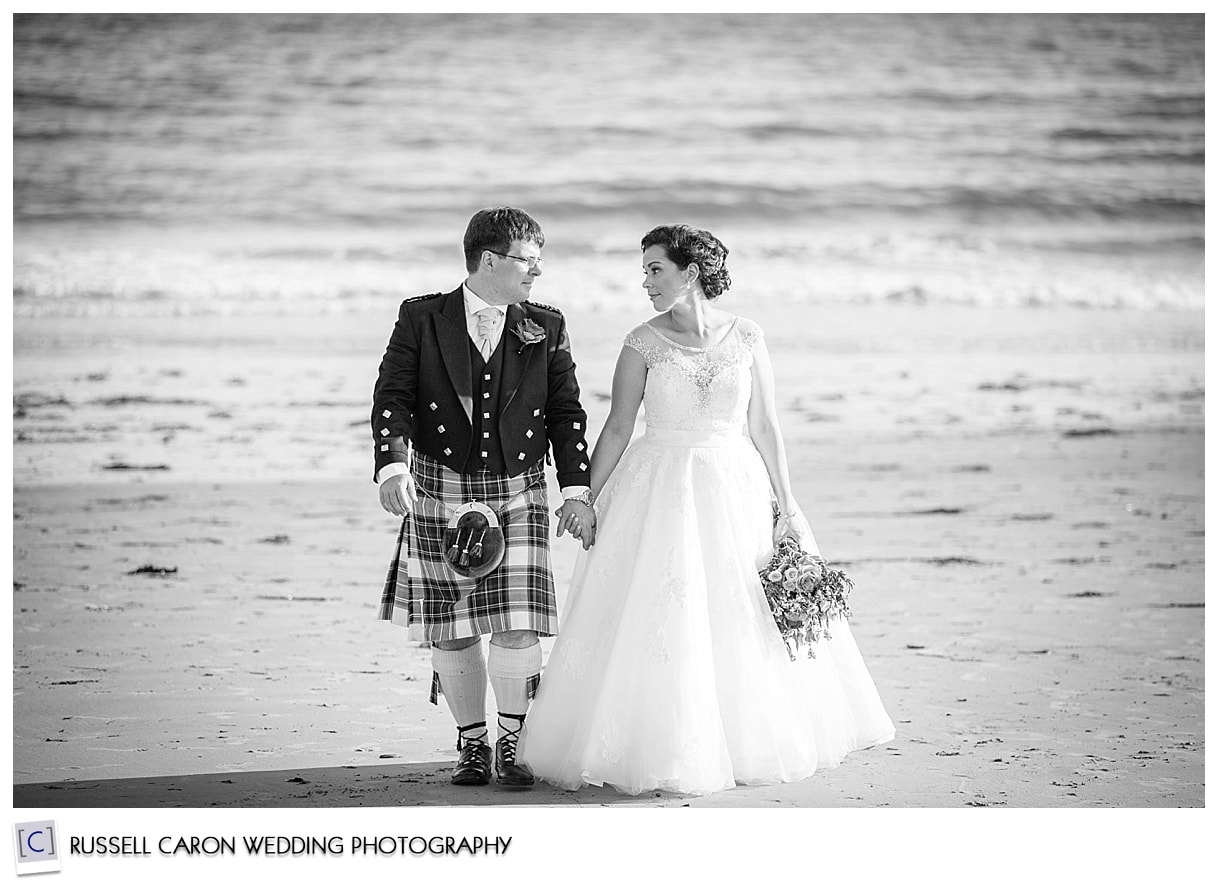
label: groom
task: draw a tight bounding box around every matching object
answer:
[373,207,596,788]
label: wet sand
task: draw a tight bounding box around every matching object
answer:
[11,302,1204,808]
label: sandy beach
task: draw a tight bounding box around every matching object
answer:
[11,301,1204,809]
[8,19,1207,882]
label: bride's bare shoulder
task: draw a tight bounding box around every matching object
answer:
[733,314,762,336]
[630,321,666,340]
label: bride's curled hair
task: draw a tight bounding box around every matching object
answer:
[641,224,732,299]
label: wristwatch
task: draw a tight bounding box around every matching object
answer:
[569,489,596,507]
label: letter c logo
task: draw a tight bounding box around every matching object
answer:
[26,830,45,853]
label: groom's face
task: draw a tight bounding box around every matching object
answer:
[489,238,544,304]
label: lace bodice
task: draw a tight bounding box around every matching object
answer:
[624,318,763,433]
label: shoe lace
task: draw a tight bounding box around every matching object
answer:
[497,712,525,764]
[456,721,488,752]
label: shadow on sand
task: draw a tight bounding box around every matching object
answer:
[13,761,681,808]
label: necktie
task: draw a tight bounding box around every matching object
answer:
[475,308,501,361]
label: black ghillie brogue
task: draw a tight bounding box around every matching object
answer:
[451,722,492,786]
[494,712,535,788]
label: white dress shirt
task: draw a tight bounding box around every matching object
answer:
[462,284,507,354]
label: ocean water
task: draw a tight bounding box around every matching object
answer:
[12,13,1204,316]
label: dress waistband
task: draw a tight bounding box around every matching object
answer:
[643,427,748,448]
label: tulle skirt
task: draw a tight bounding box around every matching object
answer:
[518,428,895,796]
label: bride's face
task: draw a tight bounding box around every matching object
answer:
[641,244,696,311]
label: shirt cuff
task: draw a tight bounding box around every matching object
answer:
[559,486,588,500]
[376,463,411,484]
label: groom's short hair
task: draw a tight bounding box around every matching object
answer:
[464,207,545,273]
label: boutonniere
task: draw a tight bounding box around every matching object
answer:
[511,318,547,354]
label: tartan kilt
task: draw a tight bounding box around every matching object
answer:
[378,452,558,647]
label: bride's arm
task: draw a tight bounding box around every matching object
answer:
[746,336,817,551]
[588,345,646,498]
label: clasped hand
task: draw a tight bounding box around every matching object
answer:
[555,499,596,550]
[381,473,597,550]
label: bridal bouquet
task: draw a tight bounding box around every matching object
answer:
[760,537,853,660]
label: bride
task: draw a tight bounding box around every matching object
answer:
[518,224,894,796]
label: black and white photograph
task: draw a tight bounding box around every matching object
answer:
[8,8,1205,852]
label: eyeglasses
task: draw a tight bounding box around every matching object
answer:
[487,250,545,270]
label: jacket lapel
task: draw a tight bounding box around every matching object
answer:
[433,287,473,426]
[500,303,534,413]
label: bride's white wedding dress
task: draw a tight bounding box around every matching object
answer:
[518,318,894,796]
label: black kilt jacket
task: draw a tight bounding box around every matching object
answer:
[371,286,592,487]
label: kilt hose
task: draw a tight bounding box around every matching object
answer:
[378,453,555,704]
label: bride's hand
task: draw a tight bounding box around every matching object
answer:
[773,510,820,557]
